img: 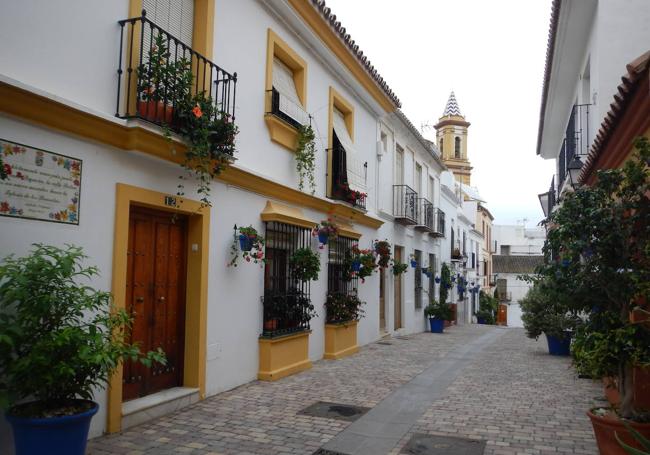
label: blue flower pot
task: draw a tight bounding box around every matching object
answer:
[239,234,253,251]
[410,260,417,268]
[7,400,98,455]
[435,276,440,283]
[477,317,486,324]
[318,232,328,245]
[546,332,572,356]
[429,318,444,333]
[352,261,361,272]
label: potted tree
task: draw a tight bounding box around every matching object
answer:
[544,139,650,453]
[0,245,165,455]
[323,292,365,359]
[439,263,454,327]
[518,278,581,355]
[424,298,452,333]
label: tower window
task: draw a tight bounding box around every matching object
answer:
[455,137,461,158]
[439,138,444,154]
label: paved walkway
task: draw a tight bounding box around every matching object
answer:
[88,326,600,455]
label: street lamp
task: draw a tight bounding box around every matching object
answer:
[567,155,584,189]
[538,191,550,218]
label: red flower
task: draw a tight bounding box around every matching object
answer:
[3,163,12,176]
[0,202,9,212]
[192,105,203,118]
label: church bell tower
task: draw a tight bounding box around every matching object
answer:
[435,91,472,184]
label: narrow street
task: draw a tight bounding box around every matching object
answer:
[88,326,599,455]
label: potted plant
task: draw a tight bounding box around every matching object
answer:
[409,253,418,268]
[313,219,338,246]
[543,139,650,452]
[289,247,320,282]
[296,125,316,194]
[136,33,192,124]
[518,279,580,354]
[355,246,376,283]
[228,225,265,267]
[424,298,452,333]
[324,292,365,324]
[0,245,165,455]
[374,240,392,268]
[475,290,499,326]
[391,259,408,276]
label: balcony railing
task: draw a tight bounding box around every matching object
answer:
[558,104,590,191]
[433,208,445,237]
[116,11,237,132]
[393,185,418,225]
[267,88,310,129]
[331,139,367,210]
[414,198,434,232]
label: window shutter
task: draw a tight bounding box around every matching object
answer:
[272,58,309,124]
[143,0,194,45]
[333,109,366,191]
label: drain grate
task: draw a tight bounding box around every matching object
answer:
[313,449,349,455]
[376,340,393,345]
[299,401,370,422]
[402,433,486,455]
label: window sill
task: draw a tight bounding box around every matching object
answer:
[265,113,299,152]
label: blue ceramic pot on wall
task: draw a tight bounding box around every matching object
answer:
[7,400,98,455]
[239,234,253,251]
[545,332,572,356]
[318,232,328,245]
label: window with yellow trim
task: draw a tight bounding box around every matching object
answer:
[264,30,309,150]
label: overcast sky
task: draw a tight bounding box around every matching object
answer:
[325,0,556,227]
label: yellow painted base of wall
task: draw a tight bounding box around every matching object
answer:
[324,321,359,360]
[258,331,311,381]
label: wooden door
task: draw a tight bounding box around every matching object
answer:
[123,206,188,401]
[379,267,386,331]
[394,246,403,329]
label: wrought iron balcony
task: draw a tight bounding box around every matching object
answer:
[267,88,310,129]
[414,198,434,232]
[116,11,237,133]
[558,104,590,191]
[393,185,418,225]
[432,208,445,237]
[331,140,367,210]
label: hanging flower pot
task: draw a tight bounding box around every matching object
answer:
[352,260,361,272]
[318,232,329,245]
[239,234,254,252]
[410,259,417,268]
[435,276,441,283]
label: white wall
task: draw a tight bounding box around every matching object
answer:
[492,225,545,256]
[500,272,532,328]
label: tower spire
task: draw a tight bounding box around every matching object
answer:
[442,91,463,117]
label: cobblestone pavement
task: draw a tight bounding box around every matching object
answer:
[88,326,601,455]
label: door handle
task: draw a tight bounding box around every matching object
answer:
[136,296,144,303]
[158,296,166,302]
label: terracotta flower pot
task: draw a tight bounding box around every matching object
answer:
[137,100,174,125]
[633,365,650,412]
[587,409,650,455]
[602,376,620,407]
[263,319,278,331]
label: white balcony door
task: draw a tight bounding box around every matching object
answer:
[415,163,422,195]
[395,146,404,186]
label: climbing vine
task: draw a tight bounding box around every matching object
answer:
[295,125,316,194]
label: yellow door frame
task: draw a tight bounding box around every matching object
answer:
[107,183,210,433]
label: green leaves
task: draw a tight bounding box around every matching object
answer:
[296,125,316,195]
[0,244,166,417]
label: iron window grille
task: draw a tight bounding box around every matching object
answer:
[331,133,367,210]
[327,235,359,321]
[414,250,423,309]
[434,209,445,237]
[266,87,310,129]
[262,221,313,338]
[428,253,436,303]
[393,185,418,224]
[558,104,590,191]
[116,11,237,131]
